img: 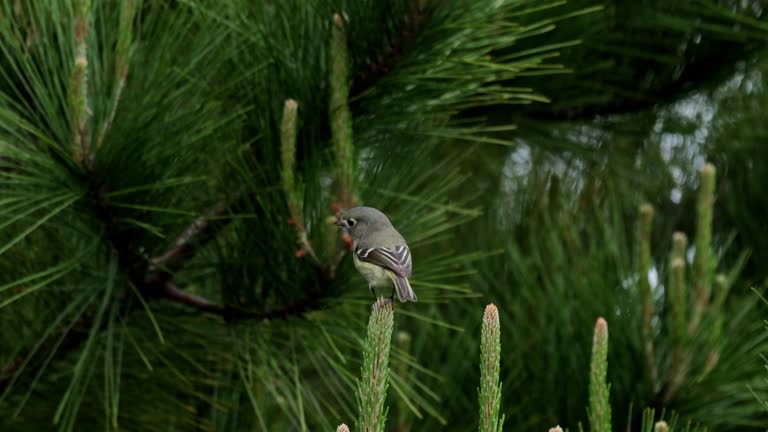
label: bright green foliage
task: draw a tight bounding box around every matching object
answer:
[355,298,394,432]
[588,318,611,432]
[479,304,504,432]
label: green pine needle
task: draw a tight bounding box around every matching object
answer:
[355,298,395,432]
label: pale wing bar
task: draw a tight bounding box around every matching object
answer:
[356,245,412,277]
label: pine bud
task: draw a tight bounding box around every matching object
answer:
[589,317,611,432]
[479,304,503,432]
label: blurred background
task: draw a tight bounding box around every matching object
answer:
[1,0,767,431]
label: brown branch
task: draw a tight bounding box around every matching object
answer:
[281,99,322,265]
[0,357,24,391]
[158,280,326,322]
[349,1,438,99]
[145,189,331,318]
[150,201,234,273]
[158,281,327,323]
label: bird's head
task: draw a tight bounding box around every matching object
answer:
[335,206,391,241]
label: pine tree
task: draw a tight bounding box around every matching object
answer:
[1,1,767,431]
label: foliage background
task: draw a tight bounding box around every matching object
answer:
[1,0,767,431]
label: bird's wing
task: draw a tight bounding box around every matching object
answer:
[355,245,412,278]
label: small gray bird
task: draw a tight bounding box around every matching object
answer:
[335,206,417,303]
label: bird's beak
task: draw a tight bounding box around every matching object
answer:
[335,219,346,227]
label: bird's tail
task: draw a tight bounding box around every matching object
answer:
[391,274,417,303]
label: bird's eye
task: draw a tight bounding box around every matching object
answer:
[348,219,356,227]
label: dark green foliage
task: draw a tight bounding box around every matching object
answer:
[514,0,768,118]
[441,156,767,430]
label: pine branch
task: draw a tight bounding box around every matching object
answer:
[159,279,328,322]
[1,185,321,394]
[654,162,748,407]
[159,281,222,313]
[327,12,362,272]
[689,163,716,335]
[524,83,692,122]
[702,273,728,374]
[70,0,93,169]
[662,256,687,404]
[479,304,504,432]
[145,10,376,311]
[0,254,329,395]
[281,99,321,264]
[356,298,394,432]
[330,13,357,210]
[523,3,767,122]
[149,200,235,273]
[0,356,24,392]
[1,4,488,427]
[98,179,331,321]
[637,203,657,391]
[588,317,611,432]
[666,232,688,399]
[349,0,437,98]
[9,0,37,48]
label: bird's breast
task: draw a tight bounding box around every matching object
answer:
[353,254,391,287]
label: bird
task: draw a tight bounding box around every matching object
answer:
[335,206,417,303]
